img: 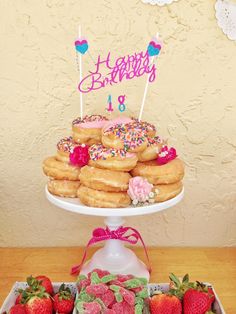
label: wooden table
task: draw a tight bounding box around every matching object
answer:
[0,247,235,313]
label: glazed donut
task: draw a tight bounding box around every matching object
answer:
[72,114,108,145]
[102,120,148,153]
[77,185,131,208]
[47,179,80,197]
[137,136,164,162]
[153,181,183,202]
[88,144,138,172]
[42,156,80,180]
[79,165,131,192]
[56,136,77,163]
[131,158,184,184]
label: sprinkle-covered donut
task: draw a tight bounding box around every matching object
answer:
[56,136,77,163]
[72,114,109,145]
[102,120,148,153]
[137,136,164,162]
[131,117,156,137]
[88,144,138,172]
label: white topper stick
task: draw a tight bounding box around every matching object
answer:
[79,25,83,118]
[139,32,159,122]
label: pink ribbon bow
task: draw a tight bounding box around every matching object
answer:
[71,226,151,275]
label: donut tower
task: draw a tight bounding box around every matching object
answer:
[42,115,184,208]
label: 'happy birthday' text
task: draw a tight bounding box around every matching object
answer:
[78,50,157,93]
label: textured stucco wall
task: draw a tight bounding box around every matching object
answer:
[0,0,236,247]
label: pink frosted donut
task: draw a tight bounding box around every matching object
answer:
[88,144,138,172]
[72,114,108,145]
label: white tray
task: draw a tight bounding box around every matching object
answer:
[0,281,225,314]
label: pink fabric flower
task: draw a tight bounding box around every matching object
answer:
[157,146,177,165]
[128,176,153,203]
[69,144,89,167]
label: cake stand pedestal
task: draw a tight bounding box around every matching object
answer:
[46,186,184,280]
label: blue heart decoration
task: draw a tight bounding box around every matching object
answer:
[147,44,160,57]
[75,40,88,55]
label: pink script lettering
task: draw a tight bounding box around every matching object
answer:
[78,50,157,93]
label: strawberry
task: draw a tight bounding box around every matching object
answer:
[9,304,26,314]
[53,283,74,314]
[25,296,53,314]
[183,285,214,314]
[150,293,182,314]
[18,280,53,314]
[168,273,195,299]
[35,276,54,295]
[15,292,23,304]
[207,286,215,306]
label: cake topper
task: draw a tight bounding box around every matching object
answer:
[139,33,162,121]
[74,25,86,119]
[74,28,162,120]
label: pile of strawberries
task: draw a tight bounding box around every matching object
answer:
[4,275,75,314]
[75,269,149,313]
[149,273,216,314]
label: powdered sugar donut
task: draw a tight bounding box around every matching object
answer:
[72,114,108,145]
[88,144,138,172]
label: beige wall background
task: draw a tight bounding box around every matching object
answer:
[0,0,236,247]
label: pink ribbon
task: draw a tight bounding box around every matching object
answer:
[71,226,151,275]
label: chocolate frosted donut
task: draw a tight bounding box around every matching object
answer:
[72,114,108,145]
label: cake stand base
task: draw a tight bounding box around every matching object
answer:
[45,186,184,280]
[80,217,150,280]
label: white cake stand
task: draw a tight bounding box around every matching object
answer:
[45,186,184,280]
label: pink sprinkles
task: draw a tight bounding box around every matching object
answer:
[89,144,128,161]
[57,136,76,153]
[72,114,108,126]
